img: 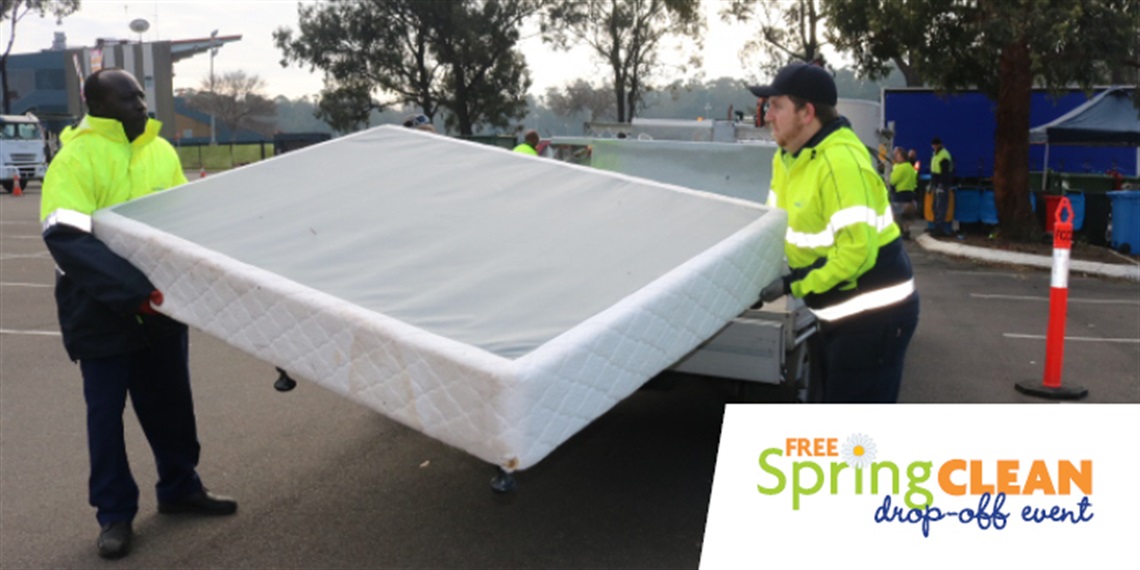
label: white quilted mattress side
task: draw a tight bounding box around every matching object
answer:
[506,210,786,469]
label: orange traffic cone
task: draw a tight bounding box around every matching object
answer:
[12,172,23,197]
[199,166,207,179]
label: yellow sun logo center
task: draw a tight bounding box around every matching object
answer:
[853,445,864,457]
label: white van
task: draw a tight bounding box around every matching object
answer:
[0,113,49,193]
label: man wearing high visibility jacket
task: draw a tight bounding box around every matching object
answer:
[749,62,920,403]
[890,146,919,239]
[930,137,954,235]
[40,68,236,560]
[513,129,540,155]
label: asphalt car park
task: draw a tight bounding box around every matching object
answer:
[2,186,1138,568]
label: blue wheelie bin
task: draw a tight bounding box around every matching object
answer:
[954,188,981,224]
[980,189,999,225]
[1108,190,1140,254]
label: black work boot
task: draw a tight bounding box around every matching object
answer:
[157,488,238,516]
[97,520,132,559]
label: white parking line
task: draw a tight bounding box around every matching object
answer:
[0,328,60,337]
[0,252,52,260]
[972,293,1140,305]
[3,235,44,239]
[1003,333,1140,343]
[1,282,52,288]
[945,270,1029,278]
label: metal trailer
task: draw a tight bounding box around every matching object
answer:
[670,296,821,403]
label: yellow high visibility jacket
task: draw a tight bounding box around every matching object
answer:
[931,146,954,188]
[41,116,187,221]
[767,119,915,322]
[40,116,188,359]
[931,147,953,175]
[513,143,538,156]
[890,161,918,194]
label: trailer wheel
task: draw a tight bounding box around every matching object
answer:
[1,181,12,193]
[782,334,823,403]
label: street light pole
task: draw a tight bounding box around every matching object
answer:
[209,29,218,146]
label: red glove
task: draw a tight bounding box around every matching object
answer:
[138,290,164,315]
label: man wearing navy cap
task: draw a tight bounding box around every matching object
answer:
[751,61,920,403]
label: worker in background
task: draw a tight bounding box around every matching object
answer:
[513,129,540,156]
[907,148,925,217]
[890,146,919,240]
[1107,162,1124,190]
[402,113,436,132]
[930,137,955,235]
[750,61,920,403]
[40,68,237,560]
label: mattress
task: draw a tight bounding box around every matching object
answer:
[94,126,787,471]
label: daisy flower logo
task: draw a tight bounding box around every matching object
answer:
[841,433,878,470]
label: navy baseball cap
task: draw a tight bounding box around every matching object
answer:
[748,62,838,107]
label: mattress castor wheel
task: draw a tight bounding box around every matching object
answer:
[274,367,297,392]
[491,467,516,494]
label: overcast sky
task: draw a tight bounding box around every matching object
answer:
[8,0,770,101]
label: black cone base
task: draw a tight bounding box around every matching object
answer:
[1015,381,1088,400]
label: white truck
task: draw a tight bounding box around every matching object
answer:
[0,113,49,193]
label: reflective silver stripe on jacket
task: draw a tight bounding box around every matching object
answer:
[811,279,916,322]
[42,209,93,234]
[785,205,895,249]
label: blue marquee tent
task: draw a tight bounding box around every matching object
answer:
[1030,87,1139,186]
[1029,87,1139,146]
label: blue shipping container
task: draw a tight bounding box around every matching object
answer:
[883,89,1137,180]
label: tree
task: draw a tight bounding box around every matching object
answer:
[274,0,536,135]
[545,79,617,122]
[721,0,828,79]
[188,70,276,142]
[274,1,437,128]
[272,95,334,135]
[313,78,381,134]
[824,0,1137,240]
[1,0,80,114]
[542,0,704,123]
[821,0,952,87]
[420,1,534,134]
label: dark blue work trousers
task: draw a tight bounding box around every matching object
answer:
[932,185,953,235]
[79,330,203,526]
[819,296,920,403]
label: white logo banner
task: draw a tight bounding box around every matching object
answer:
[700,404,1140,570]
